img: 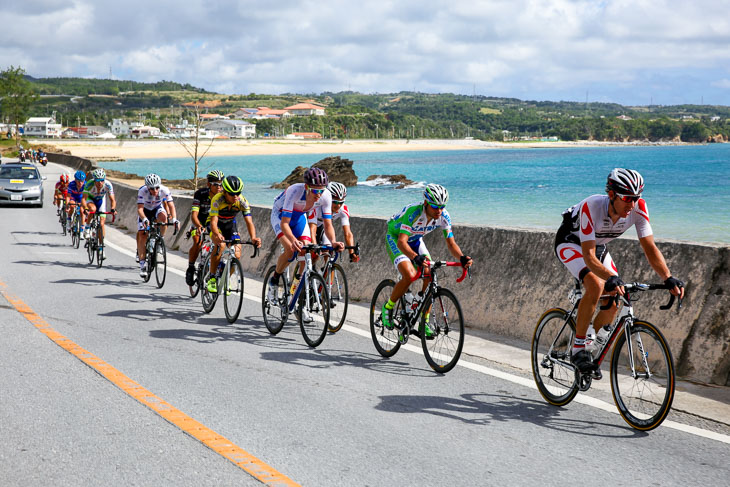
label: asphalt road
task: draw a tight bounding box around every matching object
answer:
[1,163,729,486]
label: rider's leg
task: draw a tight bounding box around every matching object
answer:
[157,209,169,238]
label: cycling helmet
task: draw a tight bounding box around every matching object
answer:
[606,168,644,196]
[424,183,449,206]
[207,169,224,182]
[327,182,347,201]
[92,168,106,181]
[222,175,243,195]
[74,170,86,181]
[59,174,70,184]
[303,167,328,187]
[145,173,162,188]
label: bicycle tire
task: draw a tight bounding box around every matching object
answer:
[154,238,167,288]
[96,233,104,268]
[610,320,675,431]
[60,209,67,236]
[189,262,202,298]
[421,288,465,373]
[86,227,95,265]
[369,279,402,357]
[223,258,244,323]
[324,263,349,333]
[201,253,218,313]
[262,265,289,335]
[142,239,154,283]
[531,308,580,406]
[297,272,329,347]
[71,216,79,248]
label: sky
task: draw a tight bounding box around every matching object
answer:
[3,0,730,106]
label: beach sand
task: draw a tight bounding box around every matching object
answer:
[48,138,668,160]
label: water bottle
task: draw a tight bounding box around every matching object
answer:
[289,272,301,295]
[586,325,596,351]
[595,326,611,350]
[404,292,415,312]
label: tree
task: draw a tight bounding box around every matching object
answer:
[0,66,39,146]
[161,104,214,190]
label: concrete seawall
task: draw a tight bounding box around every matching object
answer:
[54,153,730,386]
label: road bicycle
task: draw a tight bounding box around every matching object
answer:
[262,244,331,347]
[201,240,258,323]
[141,221,176,288]
[58,199,69,236]
[370,261,469,373]
[85,211,115,268]
[187,229,213,298]
[69,203,83,249]
[532,279,682,431]
[317,243,360,333]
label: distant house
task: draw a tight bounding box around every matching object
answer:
[109,119,144,136]
[62,126,111,138]
[286,132,322,139]
[230,108,259,119]
[283,103,326,116]
[130,125,162,138]
[616,115,633,121]
[199,113,228,121]
[253,107,291,119]
[24,117,62,138]
[202,120,256,138]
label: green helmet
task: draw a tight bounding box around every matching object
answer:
[222,175,243,195]
[207,169,224,182]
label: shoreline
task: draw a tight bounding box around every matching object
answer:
[43,138,707,160]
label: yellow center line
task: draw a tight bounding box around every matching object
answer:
[0,279,299,487]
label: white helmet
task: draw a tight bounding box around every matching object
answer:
[327,182,347,201]
[145,173,162,188]
[91,168,106,180]
[424,183,449,206]
[606,168,644,196]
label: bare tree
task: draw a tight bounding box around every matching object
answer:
[160,103,215,190]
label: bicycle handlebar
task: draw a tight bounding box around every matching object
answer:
[221,239,260,258]
[598,282,683,311]
[411,261,471,283]
[87,210,116,224]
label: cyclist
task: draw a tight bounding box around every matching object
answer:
[205,176,262,293]
[53,174,70,215]
[136,173,178,279]
[381,184,473,335]
[66,170,87,231]
[265,167,344,301]
[555,168,684,379]
[308,181,360,263]
[82,168,117,243]
[186,169,224,285]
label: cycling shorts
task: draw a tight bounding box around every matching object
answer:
[218,219,240,242]
[138,205,167,231]
[554,223,617,281]
[89,197,108,216]
[385,233,429,271]
[271,210,311,242]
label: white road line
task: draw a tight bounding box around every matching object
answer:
[104,237,730,445]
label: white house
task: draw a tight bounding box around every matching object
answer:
[109,119,144,136]
[203,120,256,138]
[130,125,162,138]
[283,103,326,116]
[24,117,62,138]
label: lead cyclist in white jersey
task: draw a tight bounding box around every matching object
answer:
[554,168,684,377]
[136,173,178,278]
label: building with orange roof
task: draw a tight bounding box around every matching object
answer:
[283,103,326,116]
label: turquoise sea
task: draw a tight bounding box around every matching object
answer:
[100,144,730,244]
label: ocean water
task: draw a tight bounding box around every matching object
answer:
[100,144,730,244]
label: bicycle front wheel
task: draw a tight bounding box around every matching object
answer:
[531,308,580,406]
[369,279,402,357]
[201,254,217,313]
[610,320,675,431]
[297,273,329,347]
[421,288,464,373]
[189,262,202,298]
[223,258,244,324]
[71,218,79,249]
[96,234,104,268]
[262,265,288,335]
[154,238,167,288]
[86,229,95,265]
[326,263,349,333]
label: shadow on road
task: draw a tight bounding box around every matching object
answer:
[10,231,59,236]
[375,392,646,437]
[258,348,431,376]
[17,260,133,274]
[13,242,71,248]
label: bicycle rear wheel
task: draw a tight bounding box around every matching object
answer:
[86,227,96,265]
[610,320,675,431]
[325,263,349,333]
[201,254,217,313]
[142,240,153,283]
[60,209,67,236]
[531,308,580,406]
[297,273,329,347]
[71,216,79,248]
[154,238,167,288]
[262,265,289,335]
[189,262,202,298]
[369,279,402,357]
[223,258,244,323]
[421,288,464,373]
[96,234,104,268]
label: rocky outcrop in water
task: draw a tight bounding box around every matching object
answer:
[271,156,357,189]
[365,174,416,189]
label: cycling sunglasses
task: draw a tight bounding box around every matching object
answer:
[149,186,160,191]
[210,182,222,187]
[617,194,640,203]
[309,187,326,195]
[332,200,345,205]
[428,203,445,210]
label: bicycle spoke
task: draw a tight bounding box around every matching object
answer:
[532,308,579,406]
[421,289,464,373]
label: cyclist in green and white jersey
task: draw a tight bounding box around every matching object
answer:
[381,184,473,332]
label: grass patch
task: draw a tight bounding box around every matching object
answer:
[479,107,501,115]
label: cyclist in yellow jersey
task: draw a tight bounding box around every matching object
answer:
[205,176,262,293]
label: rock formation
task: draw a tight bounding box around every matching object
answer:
[271,156,357,189]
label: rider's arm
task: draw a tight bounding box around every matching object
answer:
[309,222,318,244]
[445,236,471,267]
[191,209,201,228]
[166,200,177,221]
[639,235,683,297]
[209,215,221,239]
[109,193,117,211]
[242,215,261,247]
[137,203,147,222]
[396,232,419,260]
[580,240,616,281]
[323,218,342,249]
[342,224,355,248]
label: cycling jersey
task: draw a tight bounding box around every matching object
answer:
[191,187,213,224]
[308,204,350,227]
[208,192,251,224]
[137,184,173,210]
[387,203,453,241]
[54,182,68,197]
[67,180,84,203]
[271,183,332,240]
[83,180,114,200]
